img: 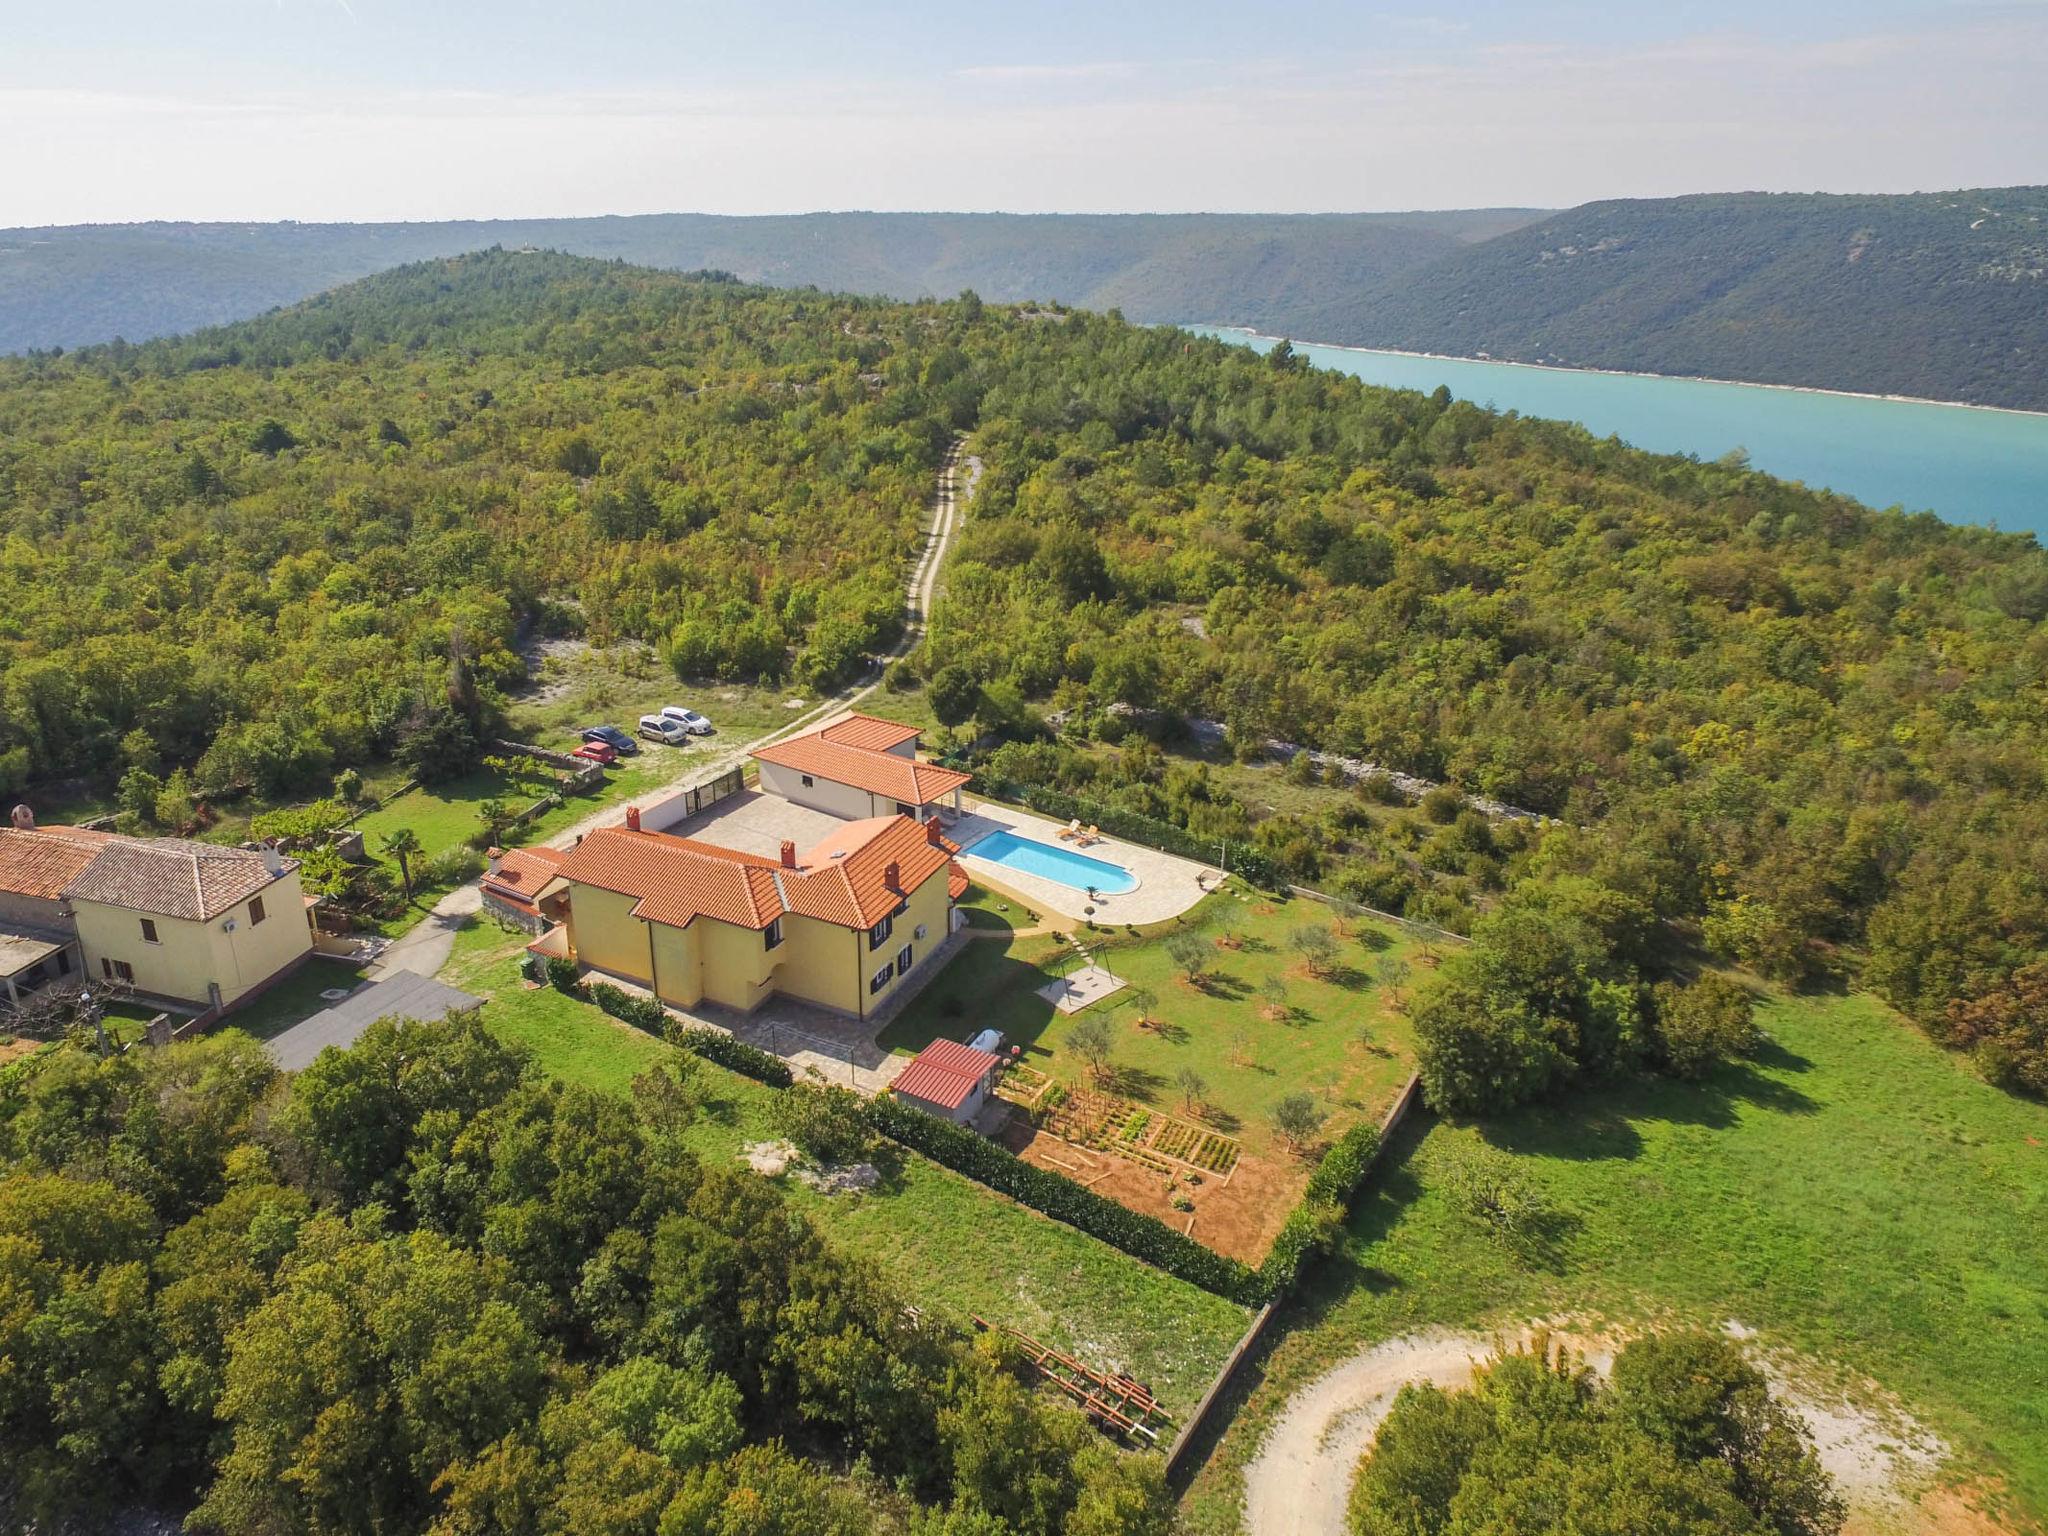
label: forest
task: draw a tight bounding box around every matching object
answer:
[1312,186,2048,411]
[5,249,2046,1094]
[0,1017,1171,1533]
[0,209,1535,355]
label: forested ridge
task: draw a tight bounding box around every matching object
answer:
[4,251,2046,1080]
[0,208,1538,355]
[1310,186,2048,410]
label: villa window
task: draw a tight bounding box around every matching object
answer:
[868,913,893,951]
[249,896,266,926]
[140,918,159,944]
[764,916,784,951]
[869,960,895,995]
[102,958,134,983]
[895,801,914,817]
[896,943,912,975]
[801,774,815,788]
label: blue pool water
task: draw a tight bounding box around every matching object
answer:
[965,830,1138,894]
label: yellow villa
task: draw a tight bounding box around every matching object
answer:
[532,809,968,1021]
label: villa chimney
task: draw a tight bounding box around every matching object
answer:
[259,841,285,876]
[884,860,901,892]
[626,806,641,833]
[9,804,32,830]
[779,840,797,869]
[924,815,944,847]
[486,847,504,876]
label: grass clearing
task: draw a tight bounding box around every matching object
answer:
[884,893,1428,1168]
[1181,990,2048,1534]
[438,915,1253,1412]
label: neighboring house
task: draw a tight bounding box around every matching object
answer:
[0,809,314,1014]
[532,808,962,1020]
[480,844,567,932]
[890,1038,1002,1124]
[0,823,107,1006]
[752,712,972,821]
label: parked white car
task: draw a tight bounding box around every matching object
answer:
[638,713,692,745]
[660,705,714,734]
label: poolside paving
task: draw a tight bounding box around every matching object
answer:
[950,799,1214,926]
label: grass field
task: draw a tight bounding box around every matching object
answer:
[883,892,1429,1165]
[1181,990,2048,1534]
[438,916,1253,1411]
[501,642,822,751]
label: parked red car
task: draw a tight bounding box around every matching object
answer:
[570,741,617,766]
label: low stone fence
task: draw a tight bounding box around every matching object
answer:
[1161,1072,1426,1485]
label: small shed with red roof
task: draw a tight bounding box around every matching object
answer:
[890,1037,1002,1125]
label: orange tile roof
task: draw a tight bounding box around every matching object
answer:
[550,826,783,931]
[892,1038,1000,1111]
[786,815,955,929]
[0,826,116,901]
[752,733,971,805]
[816,712,923,753]
[481,846,567,911]
[546,815,957,935]
[947,861,970,901]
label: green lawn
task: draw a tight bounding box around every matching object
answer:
[883,893,1428,1162]
[438,916,1253,1412]
[1181,990,2048,1534]
[224,957,369,1041]
[502,645,817,751]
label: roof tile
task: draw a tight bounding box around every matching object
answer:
[752,734,970,805]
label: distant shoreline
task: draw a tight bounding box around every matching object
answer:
[1197,325,2048,421]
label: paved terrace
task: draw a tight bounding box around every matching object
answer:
[659,788,850,860]
[949,798,1216,927]
[591,926,971,1095]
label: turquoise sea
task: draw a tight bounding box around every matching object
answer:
[1195,326,2048,540]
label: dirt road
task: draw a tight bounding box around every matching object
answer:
[1241,1325,1951,1536]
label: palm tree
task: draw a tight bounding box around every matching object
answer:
[381,827,422,901]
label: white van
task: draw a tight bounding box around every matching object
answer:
[638,713,691,745]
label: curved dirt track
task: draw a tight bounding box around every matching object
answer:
[1242,1326,1958,1536]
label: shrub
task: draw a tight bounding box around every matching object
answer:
[421,847,486,889]
[863,1094,1263,1303]
[545,956,582,993]
[1272,1091,1328,1151]
[1419,784,1466,824]
[1649,974,1759,1080]
[774,1082,878,1165]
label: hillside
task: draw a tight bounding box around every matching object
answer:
[1312,186,2048,410]
[5,251,2047,1095]
[0,208,1540,354]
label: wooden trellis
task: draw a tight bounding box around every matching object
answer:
[974,1318,1173,1446]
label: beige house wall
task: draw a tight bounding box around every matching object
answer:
[72,869,311,1008]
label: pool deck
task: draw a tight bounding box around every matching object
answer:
[950,799,1215,926]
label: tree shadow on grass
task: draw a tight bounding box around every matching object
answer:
[1320,963,1374,990]
[1113,1064,1170,1102]
[1190,971,1253,1002]
[1477,1054,1821,1163]
[1351,927,1394,954]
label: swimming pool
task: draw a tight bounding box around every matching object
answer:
[963,829,1139,895]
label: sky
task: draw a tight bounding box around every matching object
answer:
[3,0,2044,225]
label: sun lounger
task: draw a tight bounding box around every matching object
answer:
[1082,824,1101,844]
[1058,818,1082,841]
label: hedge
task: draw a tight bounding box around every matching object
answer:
[1256,1121,1382,1294]
[865,1092,1266,1305]
[671,1025,794,1090]
[973,774,1284,891]
[578,980,797,1089]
